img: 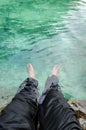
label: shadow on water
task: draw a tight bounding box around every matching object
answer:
[0,0,86,105]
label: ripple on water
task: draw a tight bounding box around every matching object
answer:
[0,0,86,103]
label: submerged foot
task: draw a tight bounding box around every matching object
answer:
[27,64,35,79]
[51,65,59,76]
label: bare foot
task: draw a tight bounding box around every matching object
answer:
[27,64,35,79]
[51,65,59,76]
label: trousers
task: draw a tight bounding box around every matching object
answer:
[0,75,82,130]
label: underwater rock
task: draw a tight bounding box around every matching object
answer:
[0,107,4,112]
[0,95,13,112]
[68,100,86,130]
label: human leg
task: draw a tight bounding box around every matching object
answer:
[38,65,82,130]
[0,64,38,130]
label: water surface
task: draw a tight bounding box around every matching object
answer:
[0,0,86,106]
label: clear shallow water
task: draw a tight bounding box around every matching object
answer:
[0,0,86,105]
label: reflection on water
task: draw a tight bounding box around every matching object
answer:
[0,0,86,105]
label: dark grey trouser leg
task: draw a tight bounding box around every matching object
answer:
[0,78,38,130]
[38,75,82,130]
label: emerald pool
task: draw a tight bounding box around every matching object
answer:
[0,0,86,106]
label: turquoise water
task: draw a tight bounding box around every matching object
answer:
[0,0,86,105]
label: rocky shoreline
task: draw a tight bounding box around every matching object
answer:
[0,100,86,130]
[68,100,86,130]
